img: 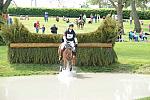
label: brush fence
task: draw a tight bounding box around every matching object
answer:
[9,43,116,66]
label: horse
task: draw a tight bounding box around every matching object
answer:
[75,19,85,29]
[58,43,76,72]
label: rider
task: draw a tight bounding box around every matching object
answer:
[59,23,78,61]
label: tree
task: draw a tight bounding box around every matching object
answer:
[88,0,102,8]
[109,0,127,33]
[131,0,141,32]
[0,0,12,15]
[136,0,150,10]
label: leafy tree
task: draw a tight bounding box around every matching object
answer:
[0,0,12,15]
[109,0,128,33]
[88,0,102,8]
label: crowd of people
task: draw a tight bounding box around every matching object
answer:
[129,30,148,42]
[34,21,58,34]
[33,12,103,34]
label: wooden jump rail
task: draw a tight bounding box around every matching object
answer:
[10,43,113,48]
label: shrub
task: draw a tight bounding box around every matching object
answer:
[1,16,118,66]
[8,7,150,20]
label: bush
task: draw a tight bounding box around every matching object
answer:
[0,16,6,46]
[0,35,5,45]
[8,7,150,20]
[1,16,118,66]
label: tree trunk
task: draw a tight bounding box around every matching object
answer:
[117,6,123,28]
[98,0,102,8]
[117,0,124,33]
[2,0,12,13]
[131,0,141,33]
[109,0,124,34]
[0,0,4,15]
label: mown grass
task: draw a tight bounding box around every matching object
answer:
[0,17,150,76]
[137,97,150,100]
[0,42,150,76]
[16,17,101,34]
[15,17,150,35]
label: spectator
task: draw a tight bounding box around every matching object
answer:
[63,16,66,21]
[140,20,144,25]
[9,17,13,25]
[66,18,70,23]
[56,16,59,22]
[25,15,29,20]
[129,30,134,41]
[115,15,118,20]
[130,16,132,25]
[51,24,58,34]
[102,16,106,20]
[83,14,86,23]
[133,30,139,42]
[41,25,45,34]
[90,14,93,22]
[117,28,123,42]
[97,14,100,22]
[88,18,93,24]
[35,21,40,33]
[139,30,147,41]
[44,12,48,22]
[79,14,83,20]
[7,17,13,25]
[95,14,97,23]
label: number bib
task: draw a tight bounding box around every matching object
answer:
[67,34,73,39]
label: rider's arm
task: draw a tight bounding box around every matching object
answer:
[63,31,67,44]
[74,31,78,46]
[74,37,78,44]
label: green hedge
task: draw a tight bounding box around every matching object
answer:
[1,16,118,66]
[8,7,150,20]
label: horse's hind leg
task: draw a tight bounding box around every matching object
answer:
[63,58,67,70]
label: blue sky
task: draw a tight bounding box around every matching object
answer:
[12,0,86,8]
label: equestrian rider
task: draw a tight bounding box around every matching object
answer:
[59,23,78,61]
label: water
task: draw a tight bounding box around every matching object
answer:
[0,73,150,100]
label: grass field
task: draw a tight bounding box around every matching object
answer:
[137,97,150,100]
[0,17,150,76]
[0,42,150,76]
[16,17,150,36]
[17,17,101,34]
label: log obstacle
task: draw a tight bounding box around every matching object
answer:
[10,43,112,48]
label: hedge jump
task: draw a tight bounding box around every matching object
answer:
[10,43,112,48]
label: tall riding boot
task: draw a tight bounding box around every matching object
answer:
[59,49,63,61]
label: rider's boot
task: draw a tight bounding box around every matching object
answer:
[59,49,63,61]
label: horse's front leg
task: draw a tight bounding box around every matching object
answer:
[63,58,67,70]
[72,55,76,68]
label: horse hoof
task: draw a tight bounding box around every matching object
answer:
[70,67,72,71]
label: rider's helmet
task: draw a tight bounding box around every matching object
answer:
[69,23,74,27]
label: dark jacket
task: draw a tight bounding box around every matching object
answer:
[51,26,58,34]
[64,29,76,41]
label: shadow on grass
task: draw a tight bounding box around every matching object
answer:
[0,64,60,77]
[1,62,149,77]
[78,62,139,73]
[10,64,59,71]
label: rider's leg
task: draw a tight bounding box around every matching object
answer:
[59,43,65,61]
[71,45,77,71]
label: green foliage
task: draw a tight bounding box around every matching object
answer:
[0,35,5,45]
[8,7,150,20]
[0,16,5,45]
[1,16,118,66]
